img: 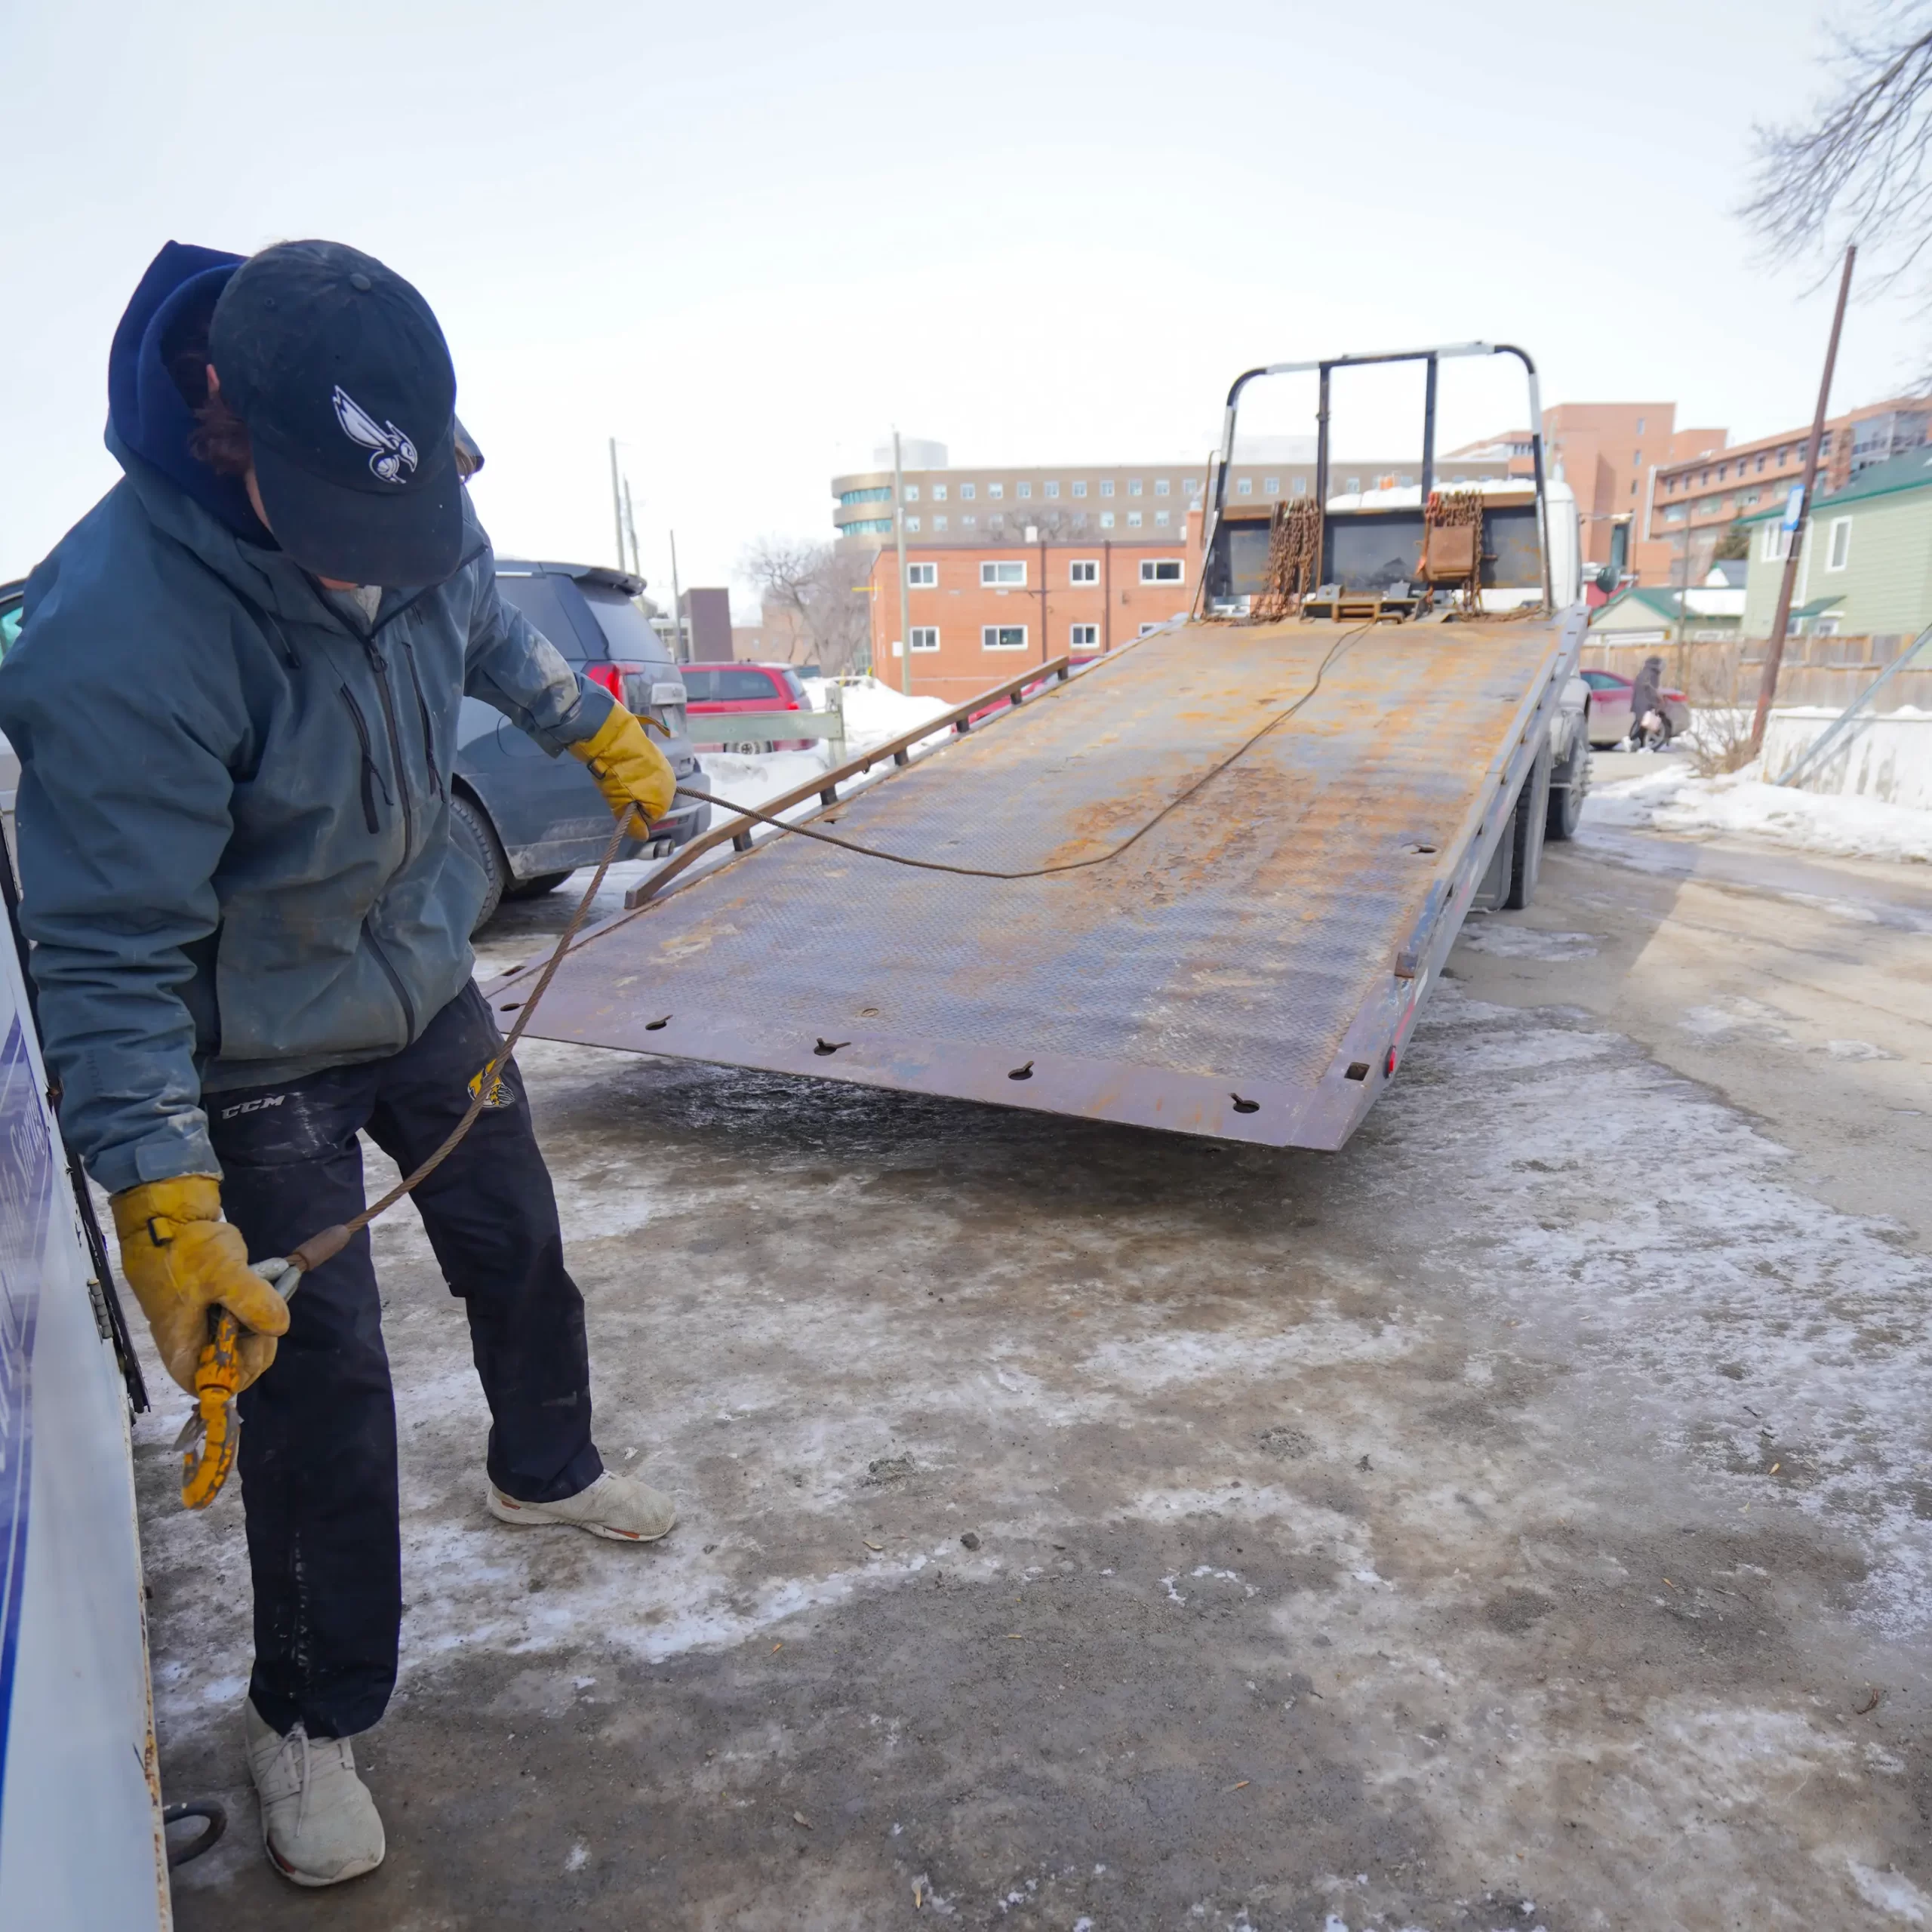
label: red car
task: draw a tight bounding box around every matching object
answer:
[681,661,815,752]
[1581,668,1691,748]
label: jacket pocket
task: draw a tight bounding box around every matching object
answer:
[339,685,391,834]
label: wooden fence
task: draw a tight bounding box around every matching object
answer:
[1583,633,1932,713]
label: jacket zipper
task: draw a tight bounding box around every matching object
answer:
[362,921,417,1038]
[337,686,390,834]
[358,640,416,857]
[398,640,446,801]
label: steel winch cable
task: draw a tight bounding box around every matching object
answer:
[669,620,1374,888]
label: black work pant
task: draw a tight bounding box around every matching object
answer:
[211,983,601,1740]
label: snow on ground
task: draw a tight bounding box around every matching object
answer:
[1586,758,1932,864]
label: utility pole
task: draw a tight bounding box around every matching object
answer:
[1751,244,1855,757]
[608,438,626,572]
[892,430,912,697]
[622,479,642,581]
[668,528,688,664]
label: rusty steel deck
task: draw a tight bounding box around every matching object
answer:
[489,611,1584,1148]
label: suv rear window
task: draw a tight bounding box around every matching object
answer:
[577,582,672,663]
[684,666,780,702]
[494,572,587,660]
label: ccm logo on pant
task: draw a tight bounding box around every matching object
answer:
[218,1094,288,1121]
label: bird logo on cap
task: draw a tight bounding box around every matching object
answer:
[333,385,418,485]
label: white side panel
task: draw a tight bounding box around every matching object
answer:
[0,914,168,1927]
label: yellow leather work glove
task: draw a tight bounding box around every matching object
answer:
[109,1174,291,1395]
[569,701,676,835]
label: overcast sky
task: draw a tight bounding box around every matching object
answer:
[5,0,1921,612]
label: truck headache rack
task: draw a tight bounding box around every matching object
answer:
[487,604,1583,1150]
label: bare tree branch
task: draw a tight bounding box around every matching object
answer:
[737,535,873,675]
[1742,5,1932,294]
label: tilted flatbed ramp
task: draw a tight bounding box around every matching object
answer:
[489,607,1584,1149]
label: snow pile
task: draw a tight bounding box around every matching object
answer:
[1585,761,1932,864]
[834,675,950,754]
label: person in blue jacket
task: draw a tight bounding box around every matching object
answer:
[0,239,681,1887]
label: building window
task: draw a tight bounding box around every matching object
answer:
[1100,480,1115,497]
[1763,523,1792,562]
[1155,478,1171,496]
[903,485,919,503]
[1017,481,1032,499]
[905,515,920,532]
[1044,481,1060,498]
[1826,516,1852,571]
[1072,512,1088,528]
[934,515,948,531]
[909,626,940,652]
[981,560,1026,586]
[961,482,977,500]
[1155,510,1171,526]
[1186,478,1200,493]
[1755,454,1767,472]
[907,562,937,587]
[1346,477,1361,494]
[1663,506,1686,525]
[1128,511,1143,527]
[1070,623,1098,649]
[1129,479,1143,496]
[982,624,1026,651]
[1069,559,1098,585]
[962,515,977,528]
[1100,512,1115,529]
[1636,417,1646,435]
[1072,480,1088,497]
[1264,476,1280,495]
[838,485,891,506]
[1293,477,1308,496]
[1632,450,1641,468]
[989,513,1004,531]
[989,481,1004,500]
[842,517,894,535]
[1741,490,1760,507]
[1140,558,1184,584]
[1238,478,1253,495]
[933,484,947,501]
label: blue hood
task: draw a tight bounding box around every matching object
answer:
[107,241,275,546]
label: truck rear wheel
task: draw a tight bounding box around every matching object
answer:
[1506,743,1552,910]
[1546,733,1589,841]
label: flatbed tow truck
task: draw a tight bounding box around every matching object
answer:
[488,343,1588,1152]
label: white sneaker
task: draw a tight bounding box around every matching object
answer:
[485,1468,677,1543]
[244,1697,386,1887]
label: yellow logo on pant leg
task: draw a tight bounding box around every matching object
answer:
[467,1063,514,1109]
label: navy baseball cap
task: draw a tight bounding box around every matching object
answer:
[209,240,462,585]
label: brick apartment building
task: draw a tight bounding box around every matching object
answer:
[832,443,1498,550]
[1635,395,1931,587]
[863,529,1196,706]
[1449,404,1724,575]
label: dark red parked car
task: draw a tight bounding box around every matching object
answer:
[681,662,814,752]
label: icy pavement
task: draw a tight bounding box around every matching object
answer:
[149,829,1932,1928]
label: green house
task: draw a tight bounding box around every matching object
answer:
[1741,449,1932,635]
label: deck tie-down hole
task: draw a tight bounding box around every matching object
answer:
[1008,1061,1035,1081]
[1230,1093,1260,1113]
[645,1015,671,1032]
[814,1038,851,1057]
[498,1001,522,1011]
[1345,1061,1371,1082]
[1408,843,1438,856]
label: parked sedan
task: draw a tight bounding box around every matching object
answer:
[1581,667,1690,748]
[682,661,815,752]
[452,561,709,928]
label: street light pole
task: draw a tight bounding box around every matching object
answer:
[1751,244,1856,757]
[893,429,912,697]
[608,438,626,573]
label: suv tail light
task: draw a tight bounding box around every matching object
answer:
[583,660,641,701]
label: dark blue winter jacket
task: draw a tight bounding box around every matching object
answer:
[0,244,614,1195]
